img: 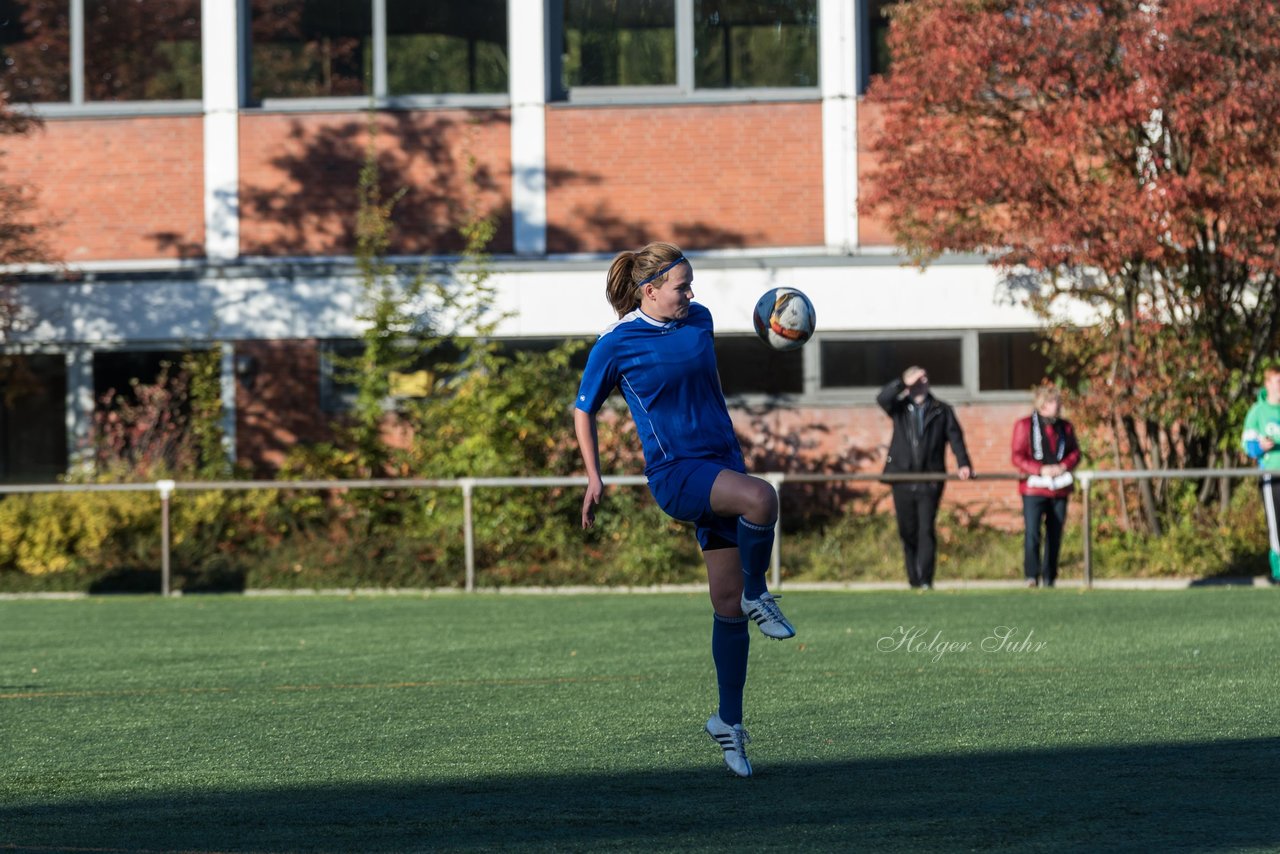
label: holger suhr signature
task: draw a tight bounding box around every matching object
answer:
[877,625,1048,663]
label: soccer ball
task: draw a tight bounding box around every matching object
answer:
[753,287,816,351]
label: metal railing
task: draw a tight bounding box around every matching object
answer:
[1075,467,1272,586]
[0,468,1271,594]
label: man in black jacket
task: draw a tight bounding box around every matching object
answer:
[877,366,973,589]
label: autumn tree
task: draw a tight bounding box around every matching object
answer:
[863,0,1280,532]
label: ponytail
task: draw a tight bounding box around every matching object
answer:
[604,242,685,319]
[606,252,640,319]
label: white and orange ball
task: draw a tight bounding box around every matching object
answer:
[752,287,816,351]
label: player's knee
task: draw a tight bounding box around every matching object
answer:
[745,479,778,525]
[714,593,744,617]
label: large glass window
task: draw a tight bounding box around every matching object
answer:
[0,0,200,103]
[251,0,370,99]
[0,0,70,102]
[716,335,804,397]
[562,0,817,94]
[320,338,467,412]
[694,1,817,89]
[251,0,509,102]
[563,0,675,88]
[978,331,1051,392]
[863,0,895,85]
[86,0,201,100]
[386,0,507,96]
[0,354,67,482]
[93,349,186,404]
[820,338,962,389]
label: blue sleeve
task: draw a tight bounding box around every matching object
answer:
[688,302,714,333]
[574,337,617,414]
[1243,403,1264,458]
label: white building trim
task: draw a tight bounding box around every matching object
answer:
[202,0,241,262]
[220,342,237,462]
[12,256,1054,345]
[509,1,549,256]
[64,346,93,467]
[820,0,859,254]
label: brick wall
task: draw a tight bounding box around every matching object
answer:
[8,116,204,261]
[234,340,330,472]
[855,98,894,247]
[732,398,1034,527]
[238,109,513,256]
[545,101,824,253]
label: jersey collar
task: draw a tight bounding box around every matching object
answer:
[635,308,678,328]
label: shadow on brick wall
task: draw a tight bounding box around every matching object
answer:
[236,112,511,257]
[541,184,755,253]
[737,405,883,528]
[147,112,756,258]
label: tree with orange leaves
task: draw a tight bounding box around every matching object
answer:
[863,0,1280,532]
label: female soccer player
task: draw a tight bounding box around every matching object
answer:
[573,241,794,778]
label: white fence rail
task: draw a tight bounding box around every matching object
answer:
[0,468,1271,594]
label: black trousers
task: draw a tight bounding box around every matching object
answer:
[891,483,943,587]
[1022,494,1068,585]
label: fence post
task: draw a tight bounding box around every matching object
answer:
[1079,472,1093,589]
[765,473,784,589]
[156,480,176,597]
[461,479,476,592]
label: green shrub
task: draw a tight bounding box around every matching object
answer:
[1089,481,1268,578]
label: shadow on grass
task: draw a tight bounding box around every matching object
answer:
[3,737,1277,852]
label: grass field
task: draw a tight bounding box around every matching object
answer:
[2,588,1278,853]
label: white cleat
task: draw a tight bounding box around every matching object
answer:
[705,714,752,778]
[740,591,796,640]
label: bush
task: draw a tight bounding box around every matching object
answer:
[1089,481,1268,578]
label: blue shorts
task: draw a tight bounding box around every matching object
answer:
[647,458,743,551]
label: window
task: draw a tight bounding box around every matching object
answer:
[819,337,962,389]
[694,0,818,89]
[320,338,464,412]
[251,0,508,102]
[861,0,895,89]
[0,354,67,482]
[386,0,508,96]
[716,335,804,397]
[561,0,818,95]
[251,1,370,99]
[978,331,1051,392]
[0,0,201,104]
[93,349,186,403]
[562,0,675,88]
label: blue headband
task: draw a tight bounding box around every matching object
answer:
[636,256,687,287]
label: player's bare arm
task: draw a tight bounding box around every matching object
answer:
[574,408,604,529]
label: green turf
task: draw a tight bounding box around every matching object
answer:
[1,589,1277,852]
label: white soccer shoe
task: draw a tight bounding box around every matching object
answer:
[740,591,796,640]
[705,714,753,778]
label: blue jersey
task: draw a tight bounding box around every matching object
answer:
[575,302,743,476]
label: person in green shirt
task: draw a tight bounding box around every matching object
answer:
[1241,364,1280,584]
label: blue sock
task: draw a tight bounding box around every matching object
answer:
[712,613,750,726]
[738,516,775,601]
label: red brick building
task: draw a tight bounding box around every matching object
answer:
[0,1,1049,518]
